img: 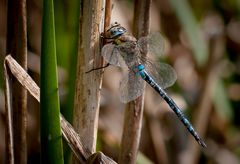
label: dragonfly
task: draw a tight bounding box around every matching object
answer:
[100,22,206,148]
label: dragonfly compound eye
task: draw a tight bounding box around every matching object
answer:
[105,23,127,38]
[108,27,126,38]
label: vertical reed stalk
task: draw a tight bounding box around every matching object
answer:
[40,0,64,163]
[118,1,151,164]
[104,0,112,32]
[6,0,27,163]
[73,0,105,154]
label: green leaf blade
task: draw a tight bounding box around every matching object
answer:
[40,0,64,163]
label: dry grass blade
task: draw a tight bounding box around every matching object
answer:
[4,56,14,164]
[4,55,117,164]
[60,115,91,162]
[86,152,117,164]
[4,55,39,101]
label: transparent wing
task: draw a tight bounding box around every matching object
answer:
[138,32,165,57]
[143,60,177,89]
[119,70,145,103]
[101,44,126,67]
[138,33,176,89]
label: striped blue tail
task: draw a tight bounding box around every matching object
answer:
[137,64,206,148]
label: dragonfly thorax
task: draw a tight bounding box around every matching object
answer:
[117,40,142,68]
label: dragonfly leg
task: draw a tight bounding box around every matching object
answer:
[85,63,110,73]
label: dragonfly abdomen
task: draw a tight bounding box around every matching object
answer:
[137,64,207,148]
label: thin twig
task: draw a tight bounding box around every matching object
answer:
[4,58,14,164]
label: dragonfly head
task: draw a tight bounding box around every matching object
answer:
[104,22,127,39]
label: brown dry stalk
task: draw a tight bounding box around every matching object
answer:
[6,0,27,162]
[73,0,105,153]
[118,1,151,164]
